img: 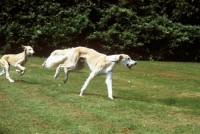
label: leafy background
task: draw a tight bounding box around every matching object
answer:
[0,0,200,61]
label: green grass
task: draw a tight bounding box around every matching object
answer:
[0,56,200,134]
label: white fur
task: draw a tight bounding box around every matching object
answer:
[48,46,136,99]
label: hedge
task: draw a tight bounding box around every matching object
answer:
[0,0,200,61]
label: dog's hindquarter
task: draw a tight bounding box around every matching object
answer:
[50,49,69,56]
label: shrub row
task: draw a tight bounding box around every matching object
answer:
[0,0,200,61]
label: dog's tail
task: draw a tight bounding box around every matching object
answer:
[44,55,68,69]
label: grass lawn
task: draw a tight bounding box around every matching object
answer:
[0,56,200,134]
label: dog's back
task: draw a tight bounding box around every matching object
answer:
[0,52,26,67]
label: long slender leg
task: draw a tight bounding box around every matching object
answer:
[63,68,69,83]
[4,64,14,83]
[105,72,113,99]
[0,68,6,76]
[42,60,46,66]
[0,60,6,76]
[16,69,21,73]
[79,72,96,96]
[15,64,26,75]
[54,65,63,79]
[54,63,74,79]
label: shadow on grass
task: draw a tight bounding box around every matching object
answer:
[14,79,40,85]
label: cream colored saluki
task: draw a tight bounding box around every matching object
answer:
[52,46,137,99]
[0,45,34,82]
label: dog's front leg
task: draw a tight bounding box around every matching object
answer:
[15,64,26,75]
[105,72,113,99]
[79,72,96,97]
[4,65,15,83]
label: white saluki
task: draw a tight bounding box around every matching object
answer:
[50,46,136,99]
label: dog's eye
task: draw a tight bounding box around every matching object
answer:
[128,58,130,60]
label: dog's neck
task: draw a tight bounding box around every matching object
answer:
[23,50,28,61]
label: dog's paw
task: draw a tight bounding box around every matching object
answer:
[79,94,83,97]
[20,70,26,75]
[54,74,59,79]
[16,69,21,73]
[9,79,15,83]
[63,79,68,84]
[108,96,114,99]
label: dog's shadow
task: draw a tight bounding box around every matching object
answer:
[13,79,136,101]
[65,90,134,100]
[14,79,40,84]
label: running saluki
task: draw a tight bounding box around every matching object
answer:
[0,45,34,82]
[46,47,136,99]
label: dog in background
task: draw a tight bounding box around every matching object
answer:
[0,45,34,82]
[50,46,137,99]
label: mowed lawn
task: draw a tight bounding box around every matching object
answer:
[0,56,200,134]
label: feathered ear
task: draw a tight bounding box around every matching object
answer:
[115,55,123,63]
[21,44,25,50]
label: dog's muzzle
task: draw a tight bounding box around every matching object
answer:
[127,62,137,69]
[28,52,34,56]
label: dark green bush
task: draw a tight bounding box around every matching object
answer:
[0,0,200,61]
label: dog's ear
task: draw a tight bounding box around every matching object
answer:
[21,44,25,49]
[115,55,123,63]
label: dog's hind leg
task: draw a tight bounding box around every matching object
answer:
[0,61,6,76]
[54,64,69,79]
[42,60,46,66]
[4,63,14,83]
[105,72,114,99]
[54,64,64,79]
[0,60,14,82]
[54,63,75,80]
[0,67,6,76]
[63,68,69,83]
[79,72,96,97]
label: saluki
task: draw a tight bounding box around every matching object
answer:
[0,45,34,82]
[49,46,137,99]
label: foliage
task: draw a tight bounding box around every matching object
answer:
[0,0,200,61]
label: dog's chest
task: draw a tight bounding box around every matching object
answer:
[17,55,27,65]
[20,59,27,64]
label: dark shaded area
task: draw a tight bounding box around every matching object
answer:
[0,0,200,61]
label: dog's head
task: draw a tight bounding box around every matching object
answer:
[116,54,137,69]
[22,45,35,56]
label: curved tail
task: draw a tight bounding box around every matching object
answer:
[44,55,68,69]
